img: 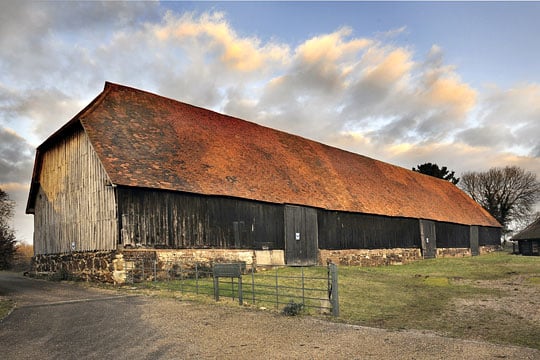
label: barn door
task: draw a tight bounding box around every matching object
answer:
[419,220,437,259]
[470,226,479,256]
[284,205,318,265]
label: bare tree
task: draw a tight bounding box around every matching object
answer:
[460,166,540,234]
[0,188,16,269]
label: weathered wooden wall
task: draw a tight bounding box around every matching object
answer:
[284,205,319,265]
[435,222,470,248]
[33,127,117,254]
[317,211,421,249]
[479,226,502,246]
[117,187,284,250]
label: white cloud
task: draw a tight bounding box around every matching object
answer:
[0,3,539,243]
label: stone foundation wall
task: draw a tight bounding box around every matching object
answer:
[31,249,286,284]
[480,245,500,254]
[32,246,498,283]
[120,249,286,283]
[437,248,471,258]
[318,248,422,266]
[32,251,117,282]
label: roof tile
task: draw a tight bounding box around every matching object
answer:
[63,82,499,227]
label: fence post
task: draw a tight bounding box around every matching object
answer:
[301,266,305,306]
[328,262,339,317]
[195,262,199,295]
[275,267,279,309]
[238,276,243,305]
[251,263,255,304]
[214,275,220,301]
[141,258,145,280]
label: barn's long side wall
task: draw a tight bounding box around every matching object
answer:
[117,187,284,250]
[318,210,500,250]
[33,127,117,254]
[118,187,501,252]
[317,211,421,249]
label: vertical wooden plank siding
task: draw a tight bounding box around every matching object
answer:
[470,226,480,256]
[284,205,319,265]
[479,226,502,246]
[33,127,117,254]
[117,187,284,249]
[419,220,437,259]
[435,222,470,248]
[317,211,421,249]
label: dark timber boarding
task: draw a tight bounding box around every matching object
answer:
[118,187,284,249]
[419,220,437,259]
[317,211,421,249]
[436,222,470,248]
[479,227,502,246]
[117,186,501,254]
[284,205,319,265]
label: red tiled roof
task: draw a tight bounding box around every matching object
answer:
[31,82,501,227]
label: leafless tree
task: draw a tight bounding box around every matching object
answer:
[460,166,540,234]
[0,188,16,269]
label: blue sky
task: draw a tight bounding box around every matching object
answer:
[166,1,540,88]
[1,1,539,244]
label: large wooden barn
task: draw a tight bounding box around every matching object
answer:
[27,82,501,275]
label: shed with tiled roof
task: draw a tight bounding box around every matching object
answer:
[27,82,501,267]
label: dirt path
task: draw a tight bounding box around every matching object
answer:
[1,272,539,359]
[142,298,539,359]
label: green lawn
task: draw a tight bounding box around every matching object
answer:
[118,251,540,349]
[337,253,540,348]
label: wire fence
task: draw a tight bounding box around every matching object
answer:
[123,257,339,316]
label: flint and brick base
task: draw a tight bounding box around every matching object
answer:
[32,245,501,283]
[32,251,117,282]
[319,248,422,266]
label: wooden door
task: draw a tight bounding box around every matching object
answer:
[284,205,318,265]
[470,226,479,256]
[419,220,437,259]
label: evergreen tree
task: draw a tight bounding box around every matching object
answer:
[412,162,460,185]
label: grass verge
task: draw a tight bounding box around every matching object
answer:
[104,252,540,349]
[0,299,14,320]
[337,252,539,349]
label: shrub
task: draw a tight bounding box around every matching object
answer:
[282,300,304,316]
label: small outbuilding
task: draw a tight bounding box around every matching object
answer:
[512,218,540,256]
[26,82,501,280]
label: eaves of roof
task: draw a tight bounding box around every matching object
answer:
[27,82,501,228]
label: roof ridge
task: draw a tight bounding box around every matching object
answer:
[28,82,502,228]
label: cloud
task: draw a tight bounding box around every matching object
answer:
[0,2,159,88]
[0,127,34,244]
[153,11,290,73]
[456,83,540,156]
[0,3,539,241]
[0,87,85,140]
[0,127,34,184]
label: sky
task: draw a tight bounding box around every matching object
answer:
[1,1,539,244]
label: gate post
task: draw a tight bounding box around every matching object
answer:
[328,262,339,317]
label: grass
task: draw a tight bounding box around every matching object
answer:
[0,299,14,320]
[337,252,540,348]
[110,252,540,349]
